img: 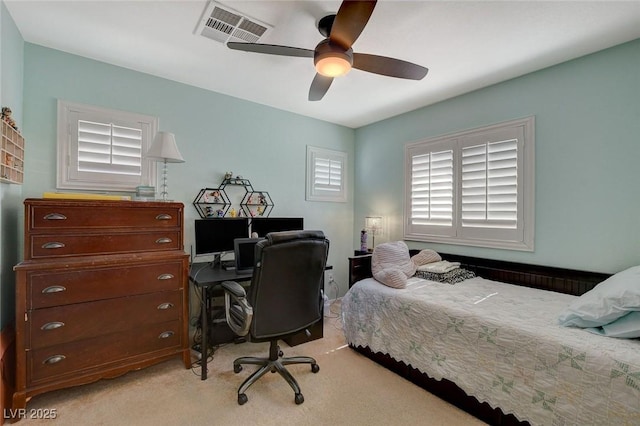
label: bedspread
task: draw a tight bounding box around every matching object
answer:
[341,277,640,425]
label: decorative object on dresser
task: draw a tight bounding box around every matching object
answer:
[145,131,185,201]
[11,199,190,416]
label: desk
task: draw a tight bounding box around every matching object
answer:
[189,262,330,380]
[189,262,253,380]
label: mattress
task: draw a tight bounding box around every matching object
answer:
[341,276,640,425]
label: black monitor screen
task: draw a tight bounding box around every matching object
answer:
[234,237,263,272]
[250,217,304,238]
[194,218,249,256]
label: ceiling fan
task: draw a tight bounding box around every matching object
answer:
[227,0,428,101]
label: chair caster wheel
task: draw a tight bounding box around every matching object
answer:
[295,393,304,405]
[238,393,248,405]
[311,363,320,373]
[234,364,242,373]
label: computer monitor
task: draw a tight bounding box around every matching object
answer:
[250,217,304,238]
[233,237,263,272]
[194,218,249,256]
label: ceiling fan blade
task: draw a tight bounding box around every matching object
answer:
[227,42,314,58]
[308,73,334,101]
[353,53,428,80]
[330,0,377,50]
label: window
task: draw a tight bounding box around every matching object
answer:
[306,146,347,202]
[57,100,158,192]
[404,116,535,251]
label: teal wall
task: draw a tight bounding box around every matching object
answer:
[21,43,355,301]
[0,1,24,330]
[354,39,640,274]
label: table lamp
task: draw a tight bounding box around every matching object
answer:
[365,216,383,249]
[146,131,184,201]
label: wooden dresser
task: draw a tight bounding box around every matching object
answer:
[12,199,190,411]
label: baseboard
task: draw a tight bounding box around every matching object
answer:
[1,324,16,425]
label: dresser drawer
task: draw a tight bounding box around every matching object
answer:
[29,231,181,259]
[29,204,181,231]
[29,261,184,309]
[29,291,182,349]
[28,320,183,384]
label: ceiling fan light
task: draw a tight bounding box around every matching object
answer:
[316,55,352,77]
[314,40,353,78]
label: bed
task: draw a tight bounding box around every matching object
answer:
[342,252,640,426]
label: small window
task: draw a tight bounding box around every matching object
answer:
[57,100,158,192]
[404,116,535,251]
[306,146,347,202]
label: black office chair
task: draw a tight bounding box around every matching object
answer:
[221,230,329,405]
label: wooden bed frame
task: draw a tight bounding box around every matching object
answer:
[347,252,611,426]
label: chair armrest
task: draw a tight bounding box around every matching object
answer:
[221,280,247,298]
[221,280,253,337]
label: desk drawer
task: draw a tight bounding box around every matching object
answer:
[29,231,181,259]
[29,291,182,349]
[28,320,183,384]
[29,261,184,309]
[29,204,181,231]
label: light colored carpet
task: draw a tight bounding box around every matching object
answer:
[17,304,485,425]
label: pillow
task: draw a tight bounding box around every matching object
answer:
[558,265,640,328]
[371,241,416,289]
[411,249,442,267]
[586,311,640,339]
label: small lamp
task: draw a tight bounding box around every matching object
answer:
[146,131,184,201]
[365,216,383,249]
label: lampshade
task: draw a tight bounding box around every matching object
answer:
[314,40,353,77]
[315,55,352,77]
[146,131,185,163]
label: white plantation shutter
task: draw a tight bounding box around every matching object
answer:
[306,146,347,202]
[57,100,158,192]
[461,138,517,228]
[405,116,534,250]
[405,139,456,237]
[313,157,342,193]
[77,120,143,176]
[410,150,453,226]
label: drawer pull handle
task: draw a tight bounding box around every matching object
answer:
[42,285,66,294]
[158,331,174,339]
[157,273,174,280]
[155,238,172,244]
[157,302,174,310]
[43,355,66,365]
[41,321,65,330]
[156,214,173,220]
[42,242,65,249]
[44,213,67,220]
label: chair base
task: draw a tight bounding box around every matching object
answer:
[233,340,319,405]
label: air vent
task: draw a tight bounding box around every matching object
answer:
[195,1,272,44]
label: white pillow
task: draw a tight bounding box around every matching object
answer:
[558,265,640,328]
[586,311,640,338]
[371,241,416,289]
[411,249,441,267]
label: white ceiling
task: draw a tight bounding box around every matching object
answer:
[5,1,640,128]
